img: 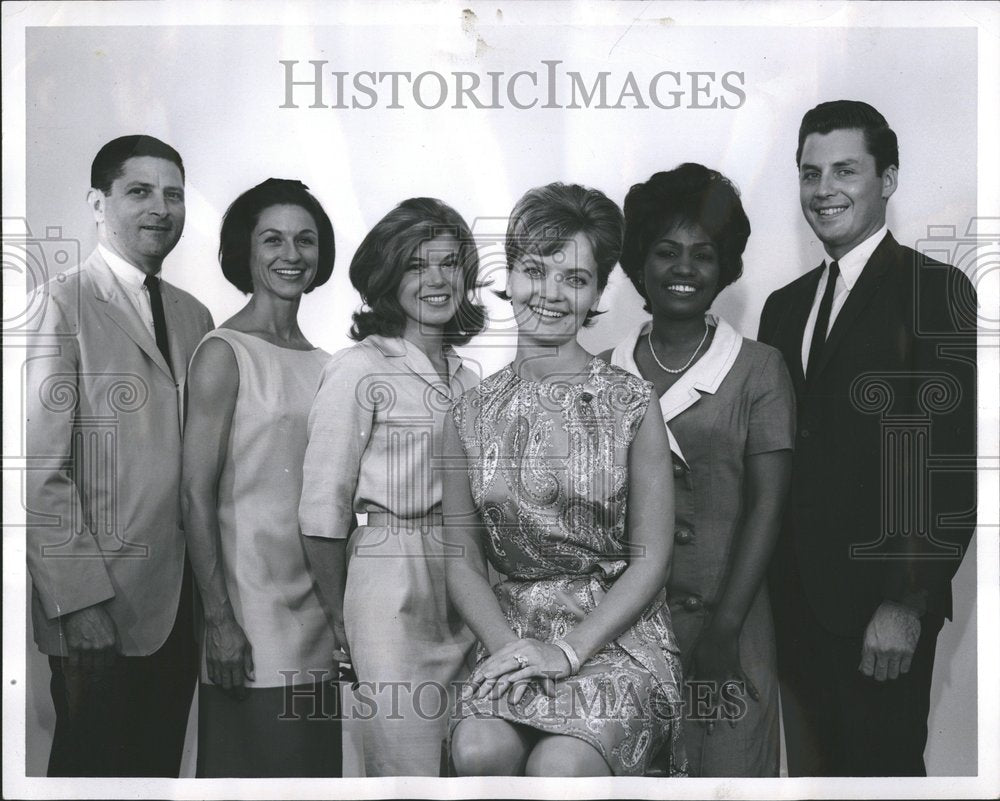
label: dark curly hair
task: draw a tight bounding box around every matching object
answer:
[348,197,487,346]
[497,182,624,327]
[620,164,750,311]
[219,178,335,295]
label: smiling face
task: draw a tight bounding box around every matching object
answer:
[90,156,185,274]
[642,221,721,321]
[397,234,464,337]
[248,204,319,300]
[508,230,601,346]
[799,128,897,260]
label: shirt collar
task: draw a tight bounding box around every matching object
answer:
[98,243,157,290]
[828,225,888,290]
[367,334,464,388]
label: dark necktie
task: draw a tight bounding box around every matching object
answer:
[143,274,172,375]
[806,260,840,382]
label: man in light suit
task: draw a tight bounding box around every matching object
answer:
[26,135,214,776]
[758,101,976,775]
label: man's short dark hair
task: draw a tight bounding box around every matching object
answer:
[796,100,899,176]
[91,135,185,193]
[219,178,335,295]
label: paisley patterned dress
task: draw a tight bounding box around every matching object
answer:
[450,357,688,776]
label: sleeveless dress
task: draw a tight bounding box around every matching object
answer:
[192,329,340,778]
[450,357,688,777]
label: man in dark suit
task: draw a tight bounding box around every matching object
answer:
[26,135,214,775]
[758,101,976,776]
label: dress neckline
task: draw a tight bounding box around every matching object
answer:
[507,355,602,389]
[214,327,321,354]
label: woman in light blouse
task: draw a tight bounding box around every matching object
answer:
[298,197,487,777]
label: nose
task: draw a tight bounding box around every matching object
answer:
[541,271,566,302]
[425,264,447,286]
[672,252,697,277]
[148,190,169,217]
[280,239,301,262]
[815,169,835,198]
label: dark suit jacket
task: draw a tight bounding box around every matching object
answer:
[758,232,976,637]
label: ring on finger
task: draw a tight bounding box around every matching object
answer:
[512,653,529,669]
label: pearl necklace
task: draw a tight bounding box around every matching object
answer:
[647,321,709,374]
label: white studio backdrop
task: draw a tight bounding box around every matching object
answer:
[7,2,991,788]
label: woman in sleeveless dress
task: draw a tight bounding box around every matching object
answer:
[181,179,341,777]
[603,164,794,776]
[443,183,688,777]
[298,198,488,776]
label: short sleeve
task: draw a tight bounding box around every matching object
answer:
[298,346,374,539]
[745,346,796,456]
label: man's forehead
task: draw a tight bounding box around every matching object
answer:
[115,155,184,184]
[801,128,873,161]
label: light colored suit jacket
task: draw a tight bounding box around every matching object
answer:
[26,249,214,656]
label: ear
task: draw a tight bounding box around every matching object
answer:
[87,188,105,224]
[881,165,898,201]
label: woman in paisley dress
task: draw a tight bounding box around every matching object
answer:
[442,183,688,777]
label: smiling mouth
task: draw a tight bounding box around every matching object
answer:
[274,268,305,278]
[664,283,698,295]
[141,225,171,232]
[530,304,568,319]
[816,206,848,217]
[420,294,452,305]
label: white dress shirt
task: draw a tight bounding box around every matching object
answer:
[800,226,888,374]
[98,243,158,338]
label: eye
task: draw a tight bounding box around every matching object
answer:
[654,248,678,259]
[837,168,855,177]
[165,190,184,201]
[298,236,317,247]
[565,275,588,287]
[264,235,282,244]
[800,171,819,182]
[128,187,149,196]
[522,265,543,277]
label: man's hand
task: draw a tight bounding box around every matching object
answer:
[62,604,119,673]
[859,600,921,681]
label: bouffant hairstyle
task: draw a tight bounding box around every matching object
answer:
[91,135,185,193]
[219,178,335,295]
[620,164,750,311]
[499,182,624,327]
[348,197,487,346]
[796,99,899,176]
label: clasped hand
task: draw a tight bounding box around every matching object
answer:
[859,600,921,681]
[463,638,572,704]
[62,604,119,673]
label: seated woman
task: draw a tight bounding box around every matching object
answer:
[603,164,794,776]
[181,178,341,777]
[298,198,488,777]
[442,182,687,777]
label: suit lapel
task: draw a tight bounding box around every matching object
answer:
[783,267,823,392]
[87,253,174,381]
[811,234,895,381]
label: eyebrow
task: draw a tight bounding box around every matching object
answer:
[257,227,317,236]
[799,158,860,171]
[654,236,716,249]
